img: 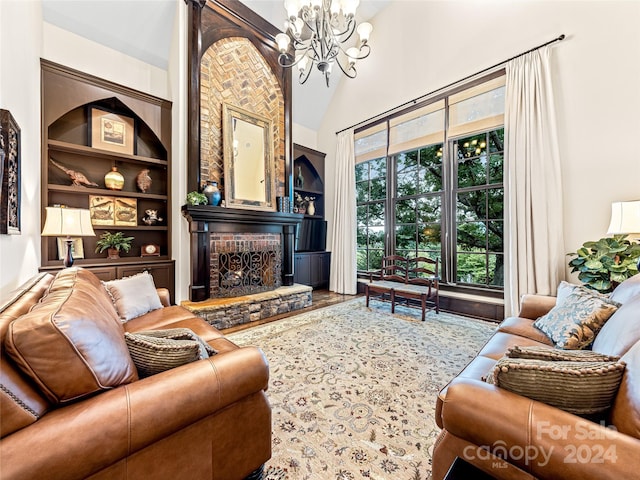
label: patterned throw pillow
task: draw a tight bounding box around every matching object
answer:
[533,289,620,349]
[125,328,216,378]
[487,356,626,415]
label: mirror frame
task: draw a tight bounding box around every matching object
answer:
[222,103,275,211]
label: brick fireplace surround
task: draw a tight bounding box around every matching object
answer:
[181,205,311,329]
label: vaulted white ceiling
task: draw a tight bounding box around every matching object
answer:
[41,0,389,131]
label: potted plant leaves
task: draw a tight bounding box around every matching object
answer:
[95,231,134,259]
[568,234,640,293]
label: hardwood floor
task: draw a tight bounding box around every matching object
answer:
[222,289,357,334]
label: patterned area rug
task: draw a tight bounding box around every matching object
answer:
[228,297,496,480]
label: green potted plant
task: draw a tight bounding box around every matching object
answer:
[568,234,640,293]
[95,231,134,259]
[186,191,208,206]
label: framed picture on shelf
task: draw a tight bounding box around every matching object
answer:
[114,197,137,226]
[88,106,136,155]
[57,237,84,261]
[89,195,115,226]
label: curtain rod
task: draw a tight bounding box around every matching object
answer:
[336,34,566,135]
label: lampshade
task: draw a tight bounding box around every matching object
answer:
[607,201,640,235]
[42,207,95,237]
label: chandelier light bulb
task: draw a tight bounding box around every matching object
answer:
[346,47,360,66]
[357,22,373,43]
[342,0,359,18]
[285,0,299,19]
[275,33,291,53]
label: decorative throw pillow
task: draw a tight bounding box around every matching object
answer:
[506,345,620,362]
[487,357,626,415]
[104,272,163,322]
[533,290,620,349]
[124,328,216,378]
[134,328,217,359]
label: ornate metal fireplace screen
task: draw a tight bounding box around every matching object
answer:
[214,247,282,297]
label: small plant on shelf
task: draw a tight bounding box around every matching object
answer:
[95,231,134,259]
[186,191,208,206]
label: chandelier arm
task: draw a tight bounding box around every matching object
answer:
[334,58,357,79]
[336,42,371,61]
[298,63,313,84]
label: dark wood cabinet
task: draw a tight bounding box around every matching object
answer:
[40,60,174,301]
[293,144,330,289]
[41,261,175,301]
[294,251,330,289]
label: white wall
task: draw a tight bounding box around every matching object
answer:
[42,22,170,101]
[318,0,640,281]
[0,0,43,296]
[292,122,318,150]
[168,1,191,302]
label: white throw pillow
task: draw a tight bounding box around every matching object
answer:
[104,272,163,321]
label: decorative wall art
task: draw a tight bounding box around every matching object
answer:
[0,109,21,234]
[89,195,115,226]
[89,106,136,155]
[114,198,137,226]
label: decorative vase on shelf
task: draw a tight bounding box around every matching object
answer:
[296,166,304,188]
[203,181,222,206]
[307,200,315,216]
[104,166,124,190]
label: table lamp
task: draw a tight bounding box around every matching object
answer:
[607,200,640,269]
[41,206,95,267]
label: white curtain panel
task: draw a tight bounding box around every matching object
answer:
[504,45,565,316]
[329,130,358,294]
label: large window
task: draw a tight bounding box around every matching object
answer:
[355,75,505,290]
[356,157,386,271]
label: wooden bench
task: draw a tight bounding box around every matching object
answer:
[365,255,440,321]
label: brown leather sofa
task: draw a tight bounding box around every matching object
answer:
[0,268,271,480]
[433,276,640,480]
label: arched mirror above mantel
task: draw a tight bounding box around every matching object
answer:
[186,0,292,205]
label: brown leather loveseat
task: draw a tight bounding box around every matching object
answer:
[433,275,640,480]
[0,268,271,480]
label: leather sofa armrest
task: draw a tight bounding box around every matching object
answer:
[518,294,556,319]
[442,378,640,480]
[156,288,171,307]
[0,346,269,480]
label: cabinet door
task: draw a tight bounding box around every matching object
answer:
[116,262,175,302]
[309,252,331,288]
[294,254,311,285]
[87,267,117,282]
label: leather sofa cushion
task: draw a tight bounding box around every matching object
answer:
[0,274,54,438]
[4,268,138,404]
[610,273,640,304]
[611,340,640,438]
[497,317,554,345]
[592,295,640,357]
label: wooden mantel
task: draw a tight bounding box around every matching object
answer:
[182,205,303,302]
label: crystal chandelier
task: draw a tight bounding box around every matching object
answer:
[275,0,373,87]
